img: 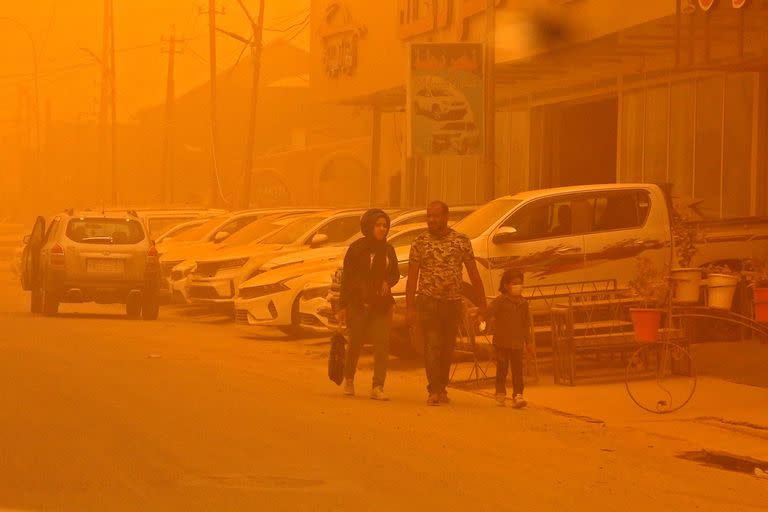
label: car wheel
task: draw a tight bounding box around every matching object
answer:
[142,290,160,321]
[126,296,141,319]
[279,295,304,338]
[31,284,43,314]
[41,282,60,316]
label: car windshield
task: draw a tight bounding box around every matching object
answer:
[260,216,324,245]
[147,217,197,238]
[224,214,308,247]
[452,198,522,239]
[171,216,227,242]
[156,221,205,243]
[66,218,145,244]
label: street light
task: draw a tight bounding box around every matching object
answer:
[0,17,42,180]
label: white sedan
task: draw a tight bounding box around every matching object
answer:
[234,224,427,336]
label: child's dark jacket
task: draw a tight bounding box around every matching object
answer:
[487,294,530,349]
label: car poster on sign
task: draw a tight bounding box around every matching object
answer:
[407,42,484,156]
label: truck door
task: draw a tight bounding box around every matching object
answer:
[487,196,587,296]
[581,189,668,290]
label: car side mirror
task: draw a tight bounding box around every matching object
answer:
[23,235,31,245]
[492,226,518,245]
[213,231,230,243]
[310,233,329,247]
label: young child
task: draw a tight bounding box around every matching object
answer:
[486,269,530,408]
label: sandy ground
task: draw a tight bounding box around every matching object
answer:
[0,267,767,511]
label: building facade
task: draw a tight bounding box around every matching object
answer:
[311,0,768,218]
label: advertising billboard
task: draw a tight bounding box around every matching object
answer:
[407,42,485,157]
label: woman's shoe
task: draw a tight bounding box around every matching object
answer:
[495,394,506,407]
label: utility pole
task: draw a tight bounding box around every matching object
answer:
[484,0,496,201]
[202,1,225,207]
[161,25,184,204]
[98,0,117,205]
[109,0,118,205]
[0,17,42,196]
[219,0,265,209]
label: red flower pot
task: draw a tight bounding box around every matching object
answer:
[630,308,662,343]
[754,287,768,323]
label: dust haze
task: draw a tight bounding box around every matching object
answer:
[1,1,768,510]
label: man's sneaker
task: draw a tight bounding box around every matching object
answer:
[343,379,355,396]
[513,394,527,409]
[438,392,451,404]
[370,386,389,401]
[495,394,506,407]
[427,393,440,406]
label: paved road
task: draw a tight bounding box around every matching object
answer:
[0,268,766,511]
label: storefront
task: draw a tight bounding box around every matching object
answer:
[311,0,768,217]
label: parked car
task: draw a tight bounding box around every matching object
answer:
[19,210,161,319]
[235,223,428,335]
[106,208,226,240]
[183,209,385,306]
[165,212,309,303]
[154,218,209,245]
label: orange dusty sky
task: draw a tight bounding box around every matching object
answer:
[0,0,310,127]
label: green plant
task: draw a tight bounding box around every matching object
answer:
[628,257,670,308]
[670,203,701,268]
[742,259,768,288]
[704,263,739,277]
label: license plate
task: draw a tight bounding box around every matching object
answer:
[87,258,124,273]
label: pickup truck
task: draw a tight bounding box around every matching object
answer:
[322,183,768,352]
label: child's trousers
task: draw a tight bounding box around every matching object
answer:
[496,347,524,396]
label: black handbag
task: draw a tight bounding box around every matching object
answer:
[328,331,346,385]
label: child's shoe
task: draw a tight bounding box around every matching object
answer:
[512,394,527,409]
[495,394,506,407]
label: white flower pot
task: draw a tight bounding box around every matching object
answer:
[671,268,702,304]
[706,273,739,310]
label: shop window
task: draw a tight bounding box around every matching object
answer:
[643,86,669,184]
[694,77,724,219]
[669,82,695,200]
[722,73,754,218]
[619,90,644,183]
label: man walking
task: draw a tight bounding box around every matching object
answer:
[406,201,487,406]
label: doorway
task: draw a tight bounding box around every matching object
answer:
[533,97,618,188]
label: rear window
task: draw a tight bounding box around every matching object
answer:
[66,218,146,244]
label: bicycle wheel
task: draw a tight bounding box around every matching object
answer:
[625,342,696,414]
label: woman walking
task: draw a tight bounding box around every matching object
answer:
[337,209,399,400]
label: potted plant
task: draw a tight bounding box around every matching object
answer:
[704,263,740,310]
[670,202,703,303]
[628,257,670,343]
[743,258,768,323]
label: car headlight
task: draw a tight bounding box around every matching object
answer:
[219,257,249,270]
[262,260,303,272]
[238,280,290,299]
[301,286,331,302]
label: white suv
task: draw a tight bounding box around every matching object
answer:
[20,210,161,319]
